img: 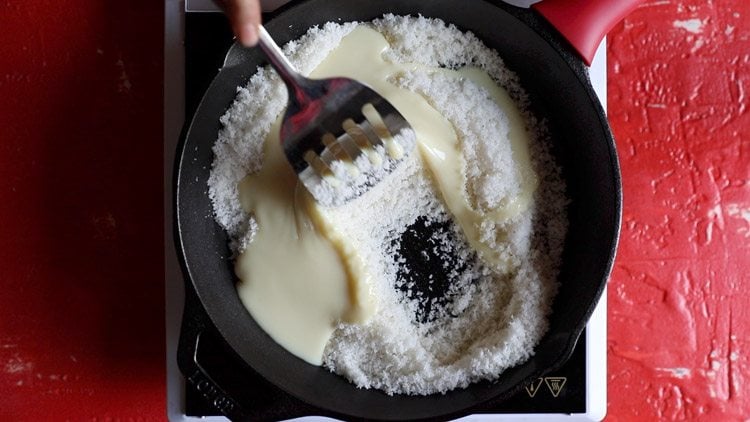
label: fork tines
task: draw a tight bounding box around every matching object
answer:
[298,102,416,207]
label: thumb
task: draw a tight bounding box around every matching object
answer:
[225,0,261,46]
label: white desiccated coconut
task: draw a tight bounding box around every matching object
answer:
[396,70,521,211]
[207,15,568,396]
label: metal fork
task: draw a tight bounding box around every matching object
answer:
[256,25,415,207]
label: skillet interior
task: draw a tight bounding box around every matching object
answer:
[175,0,621,419]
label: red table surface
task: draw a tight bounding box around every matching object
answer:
[1,0,748,420]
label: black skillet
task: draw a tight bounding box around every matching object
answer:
[175,0,634,419]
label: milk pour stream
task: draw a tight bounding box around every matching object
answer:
[235,26,536,365]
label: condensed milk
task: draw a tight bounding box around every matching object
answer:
[235,26,536,365]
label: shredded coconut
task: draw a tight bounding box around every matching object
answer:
[208,15,568,396]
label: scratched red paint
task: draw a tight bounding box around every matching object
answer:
[608,0,750,420]
[0,0,748,420]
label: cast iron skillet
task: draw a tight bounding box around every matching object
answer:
[175,0,630,419]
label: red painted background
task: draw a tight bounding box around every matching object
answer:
[607,0,750,420]
[0,0,748,420]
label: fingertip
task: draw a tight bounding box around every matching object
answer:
[239,22,259,47]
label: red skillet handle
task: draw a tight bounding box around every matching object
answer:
[532,0,643,65]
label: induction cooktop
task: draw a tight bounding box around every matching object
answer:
[164,1,608,420]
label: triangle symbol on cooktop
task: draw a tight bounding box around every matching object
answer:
[524,377,544,397]
[544,377,567,397]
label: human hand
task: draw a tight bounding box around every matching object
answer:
[221,0,262,46]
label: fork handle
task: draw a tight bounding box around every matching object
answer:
[257,26,308,95]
